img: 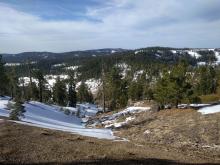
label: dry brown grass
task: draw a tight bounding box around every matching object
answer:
[1,118,220,164]
[117,109,220,162]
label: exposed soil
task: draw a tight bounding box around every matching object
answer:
[116,109,220,163]
[0,109,220,164]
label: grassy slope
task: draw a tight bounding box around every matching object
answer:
[116,109,220,163]
[0,108,220,164]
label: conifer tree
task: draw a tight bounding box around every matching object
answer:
[105,67,128,110]
[8,69,21,100]
[196,65,217,95]
[68,74,77,107]
[34,70,45,102]
[154,60,193,109]
[27,82,39,101]
[53,77,67,106]
[77,81,93,103]
[0,55,8,95]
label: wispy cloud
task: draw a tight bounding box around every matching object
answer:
[0,0,220,53]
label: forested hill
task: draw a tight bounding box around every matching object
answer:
[2,48,127,63]
[2,47,220,79]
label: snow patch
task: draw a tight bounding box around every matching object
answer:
[198,104,220,115]
[4,63,21,66]
[187,50,201,59]
[0,98,114,139]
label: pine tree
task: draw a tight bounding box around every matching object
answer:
[0,55,9,95]
[34,70,45,102]
[27,82,39,101]
[154,60,193,109]
[196,65,217,95]
[68,74,77,107]
[77,81,93,103]
[53,77,67,106]
[105,67,128,110]
[8,69,21,101]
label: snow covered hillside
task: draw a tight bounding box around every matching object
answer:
[19,76,100,94]
[0,97,114,139]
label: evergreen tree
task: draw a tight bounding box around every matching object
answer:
[154,61,193,109]
[53,77,67,106]
[68,74,77,107]
[128,81,143,101]
[154,71,173,109]
[34,70,46,102]
[0,55,9,95]
[105,67,128,110]
[8,69,21,101]
[77,81,93,103]
[196,65,217,95]
[27,82,39,101]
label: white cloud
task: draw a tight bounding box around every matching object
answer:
[0,0,220,53]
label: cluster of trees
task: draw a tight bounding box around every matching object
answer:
[98,59,219,111]
[1,49,220,114]
[0,55,94,120]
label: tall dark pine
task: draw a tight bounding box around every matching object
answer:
[9,69,21,101]
[68,75,77,107]
[53,77,67,106]
[0,55,8,95]
[34,70,45,102]
[77,81,93,103]
[101,58,106,112]
[26,59,33,100]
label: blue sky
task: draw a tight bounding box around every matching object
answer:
[0,0,220,53]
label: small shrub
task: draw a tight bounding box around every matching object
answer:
[64,109,70,115]
[9,101,25,121]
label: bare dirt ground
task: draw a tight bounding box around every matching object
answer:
[0,109,220,165]
[116,109,220,164]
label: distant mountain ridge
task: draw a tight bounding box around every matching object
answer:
[2,47,220,63]
[1,48,128,62]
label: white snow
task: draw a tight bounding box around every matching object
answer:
[197,62,206,66]
[105,116,135,128]
[52,63,66,67]
[111,50,116,54]
[198,105,220,115]
[0,98,9,117]
[178,104,210,109]
[115,63,131,78]
[134,50,143,54]
[19,74,69,89]
[64,66,79,71]
[4,63,21,66]
[106,106,150,120]
[187,50,201,59]
[44,74,69,89]
[76,79,101,94]
[171,50,177,54]
[133,70,144,81]
[19,77,38,86]
[0,98,114,139]
[214,51,220,64]
[99,106,150,128]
